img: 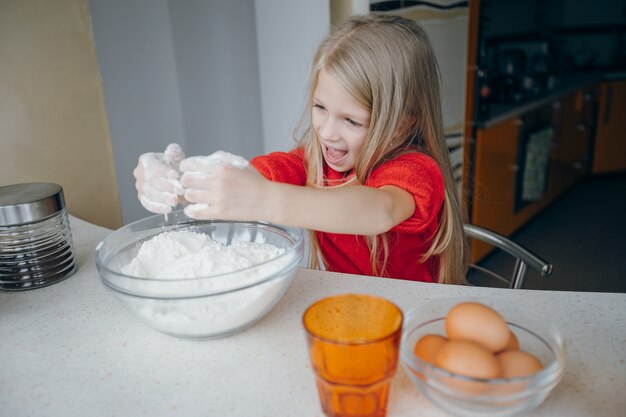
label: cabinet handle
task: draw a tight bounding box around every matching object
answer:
[551,102,562,148]
[603,84,613,124]
[572,162,584,171]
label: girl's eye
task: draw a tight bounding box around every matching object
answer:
[313,103,325,110]
[346,118,362,127]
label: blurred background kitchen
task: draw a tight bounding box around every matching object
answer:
[1,0,624,291]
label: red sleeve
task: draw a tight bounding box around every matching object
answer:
[366,152,445,234]
[250,148,307,185]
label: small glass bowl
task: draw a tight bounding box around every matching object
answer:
[400,298,566,417]
[95,210,304,339]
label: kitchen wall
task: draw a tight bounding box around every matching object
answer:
[89,0,330,224]
[255,0,331,157]
[0,0,122,229]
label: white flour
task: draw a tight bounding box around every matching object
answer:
[118,230,296,338]
[121,230,284,279]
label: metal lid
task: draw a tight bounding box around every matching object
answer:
[0,183,66,226]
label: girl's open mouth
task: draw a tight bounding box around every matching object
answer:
[324,145,348,165]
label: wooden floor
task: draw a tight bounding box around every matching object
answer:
[468,173,626,293]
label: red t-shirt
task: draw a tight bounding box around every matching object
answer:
[250,148,444,282]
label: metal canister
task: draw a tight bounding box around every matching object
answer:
[0,183,76,290]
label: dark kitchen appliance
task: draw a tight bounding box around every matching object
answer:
[493,48,527,103]
[491,41,555,103]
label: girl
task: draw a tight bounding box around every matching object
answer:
[135,14,468,284]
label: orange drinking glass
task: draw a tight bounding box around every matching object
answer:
[302,294,404,417]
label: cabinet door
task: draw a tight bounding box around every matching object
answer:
[593,81,626,174]
[561,91,592,171]
[471,118,521,261]
[551,87,596,192]
[574,87,597,169]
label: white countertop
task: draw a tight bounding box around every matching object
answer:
[1,216,625,417]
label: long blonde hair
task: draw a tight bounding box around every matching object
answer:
[296,14,468,284]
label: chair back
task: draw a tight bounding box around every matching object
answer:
[464,224,553,289]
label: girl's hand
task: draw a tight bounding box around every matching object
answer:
[133,143,186,214]
[179,155,272,221]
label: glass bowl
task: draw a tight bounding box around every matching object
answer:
[95,210,304,339]
[400,297,566,417]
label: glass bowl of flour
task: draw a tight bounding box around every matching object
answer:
[95,210,304,339]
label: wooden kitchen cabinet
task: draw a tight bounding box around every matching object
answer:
[470,93,593,262]
[471,118,531,261]
[549,85,597,194]
[593,80,626,174]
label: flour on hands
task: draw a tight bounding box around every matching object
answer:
[136,143,186,214]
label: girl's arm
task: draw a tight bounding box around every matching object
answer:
[180,164,416,235]
[269,179,416,235]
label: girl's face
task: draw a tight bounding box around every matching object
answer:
[312,69,371,173]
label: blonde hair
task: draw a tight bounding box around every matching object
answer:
[296,14,468,284]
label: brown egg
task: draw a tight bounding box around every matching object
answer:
[413,334,448,365]
[435,340,502,379]
[445,302,510,352]
[497,351,544,378]
[499,331,520,352]
[435,340,502,395]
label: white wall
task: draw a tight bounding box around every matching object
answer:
[88,0,185,224]
[254,0,330,152]
[89,0,330,224]
[167,0,263,158]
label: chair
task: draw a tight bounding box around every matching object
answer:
[464,224,553,289]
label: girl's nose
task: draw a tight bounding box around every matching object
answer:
[318,117,340,142]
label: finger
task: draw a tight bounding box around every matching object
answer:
[184,204,212,220]
[133,164,145,182]
[180,171,212,188]
[179,153,248,172]
[210,151,249,168]
[135,178,143,194]
[164,143,186,167]
[142,185,179,207]
[145,174,184,195]
[134,165,146,194]
[183,188,212,204]
[138,194,173,214]
[140,153,179,179]
[179,156,217,172]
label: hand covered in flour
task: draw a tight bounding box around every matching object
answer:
[179,151,271,221]
[133,143,186,214]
